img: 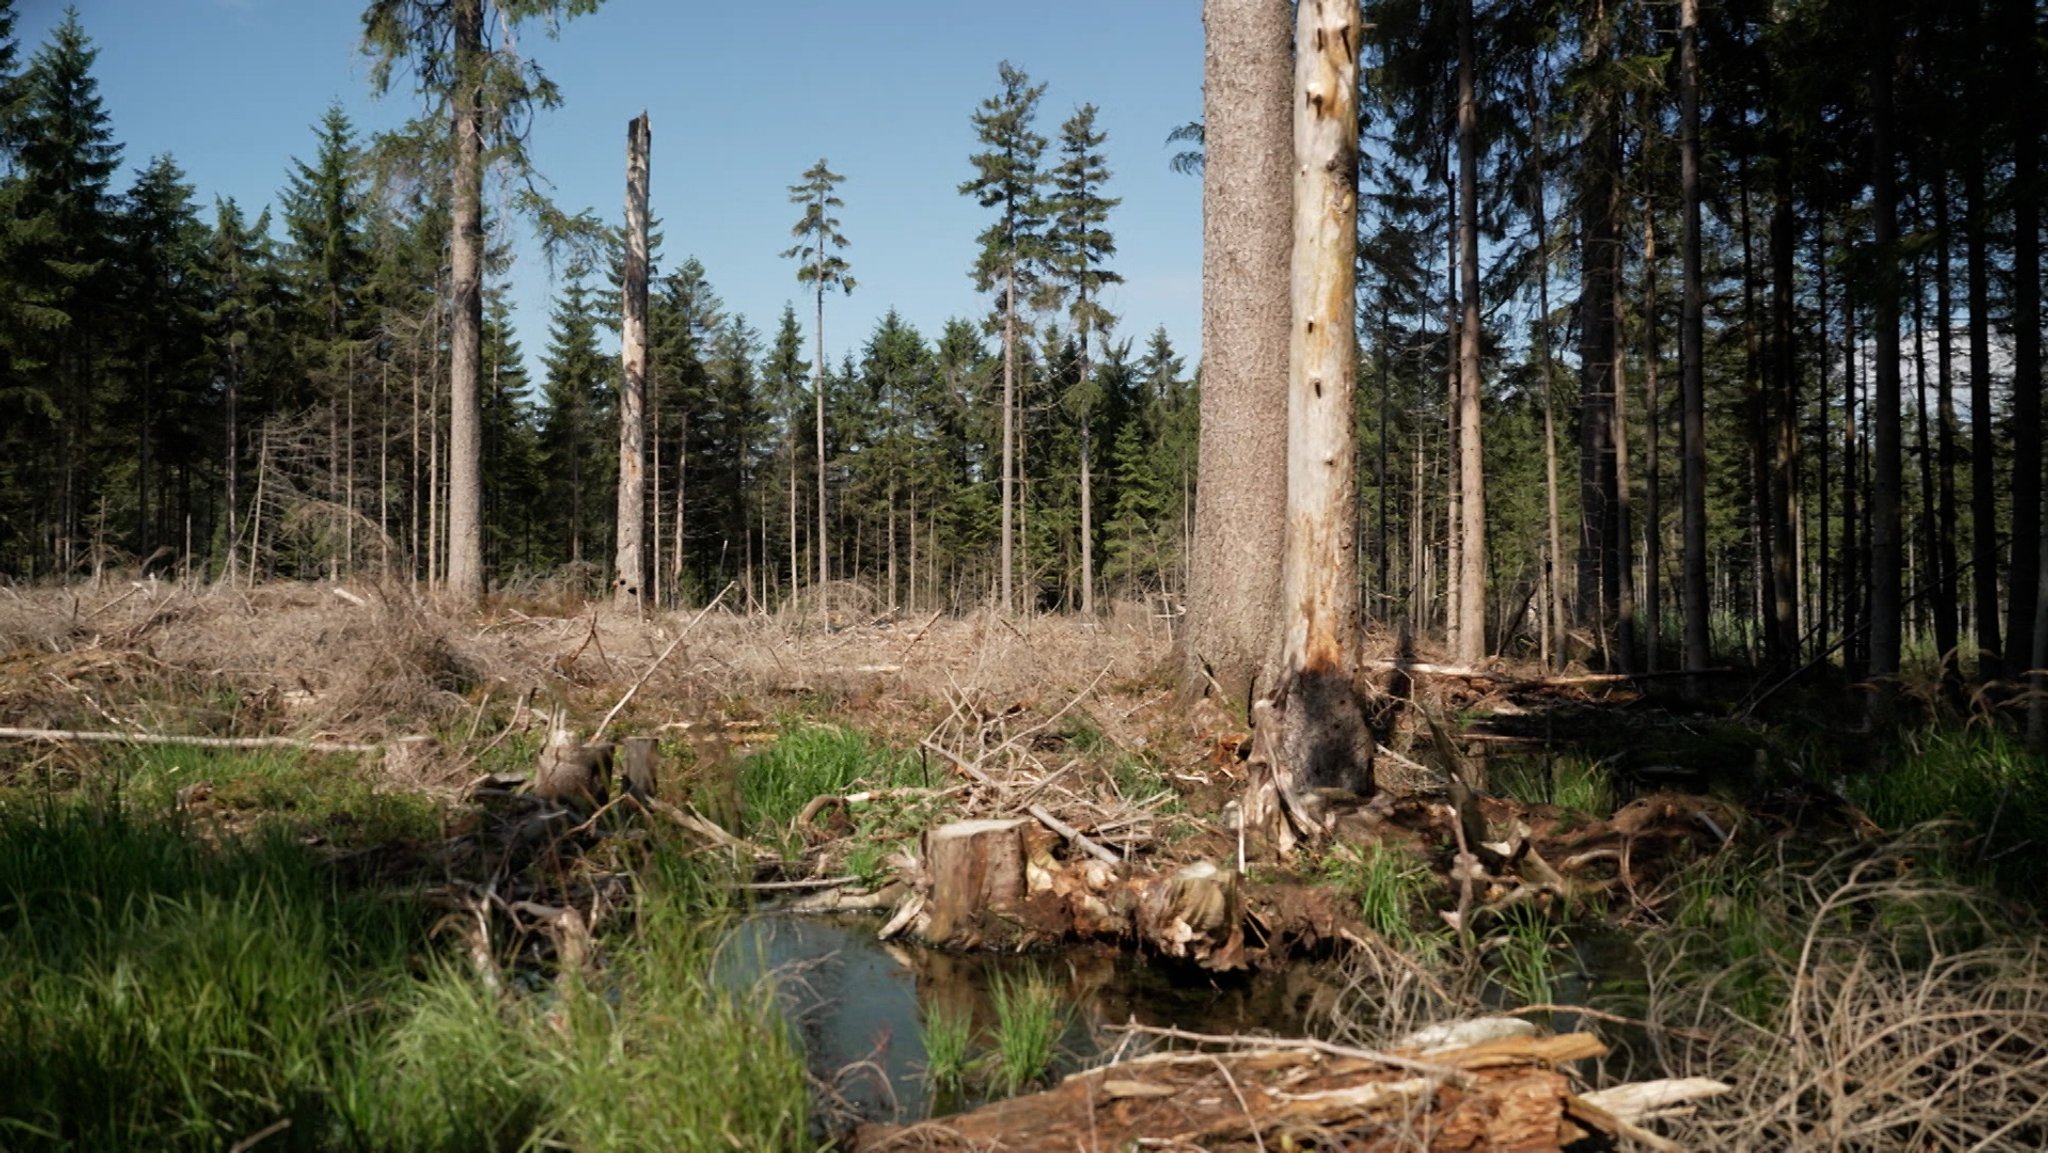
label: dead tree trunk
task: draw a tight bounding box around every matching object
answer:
[1242,0,1374,858]
[615,113,651,609]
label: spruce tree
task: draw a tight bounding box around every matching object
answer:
[537,276,611,567]
[115,154,209,555]
[961,61,1049,614]
[781,158,853,608]
[361,0,606,600]
[17,6,121,573]
[1045,102,1121,616]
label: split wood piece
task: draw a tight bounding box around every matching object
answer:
[921,818,1029,948]
[1136,860,1244,970]
[0,726,381,754]
[854,1029,1617,1152]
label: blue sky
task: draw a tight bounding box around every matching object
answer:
[16,0,1205,385]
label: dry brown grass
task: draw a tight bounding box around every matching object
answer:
[0,579,1189,755]
[1642,841,2048,1151]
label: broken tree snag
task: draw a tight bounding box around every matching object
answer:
[921,818,1030,949]
[614,111,651,609]
[1243,0,1373,858]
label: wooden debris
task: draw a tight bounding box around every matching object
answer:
[921,818,1031,948]
[855,1028,1643,1152]
[0,726,380,754]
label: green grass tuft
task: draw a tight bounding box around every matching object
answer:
[919,1002,976,1088]
[1322,840,1445,955]
[988,972,1067,1095]
[739,724,919,851]
[1491,755,1616,816]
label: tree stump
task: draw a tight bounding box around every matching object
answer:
[619,735,659,802]
[1137,860,1244,969]
[922,819,1029,949]
[535,727,611,813]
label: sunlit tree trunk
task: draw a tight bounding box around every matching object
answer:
[1455,0,1485,665]
[444,0,485,600]
[1186,0,1291,706]
[1244,0,1374,855]
[615,113,650,608]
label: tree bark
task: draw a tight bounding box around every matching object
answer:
[444,0,485,601]
[615,113,651,608]
[1001,269,1016,614]
[1679,0,1711,693]
[1186,0,1292,708]
[1455,0,1486,666]
[1967,142,2001,676]
[1242,0,1373,857]
[1576,0,1620,661]
[816,278,831,613]
[1528,61,1568,670]
[2011,0,2043,692]
[1642,208,1662,674]
[1868,24,1902,680]
[1770,149,1800,666]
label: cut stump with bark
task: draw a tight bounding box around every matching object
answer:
[921,818,1030,949]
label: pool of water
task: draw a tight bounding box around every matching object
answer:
[715,913,1340,1126]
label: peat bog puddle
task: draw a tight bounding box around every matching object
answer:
[715,914,1337,1127]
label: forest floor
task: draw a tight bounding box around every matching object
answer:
[3,577,2047,1150]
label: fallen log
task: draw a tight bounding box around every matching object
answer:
[854,1028,1654,1152]
[0,726,380,754]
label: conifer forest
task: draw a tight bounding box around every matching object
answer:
[4,0,2048,1149]
[0,0,2040,694]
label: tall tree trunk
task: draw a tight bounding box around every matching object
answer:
[1770,150,1800,665]
[1643,207,1662,673]
[1529,61,1568,670]
[1612,227,1636,674]
[815,285,831,613]
[1679,0,1710,690]
[1001,269,1016,614]
[445,0,485,601]
[1455,0,1486,665]
[615,113,651,608]
[1245,0,1372,855]
[1966,56,2002,675]
[2011,0,2044,688]
[1868,24,1903,680]
[1576,0,1620,661]
[1187,0,1292,707]
[1935,177,1961,682]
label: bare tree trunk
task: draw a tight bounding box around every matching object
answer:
[1868,25,1902,681]
[1935,177,1960,682]
[1612,236,1636,675]
[1529,61,1567,670]
[615,113,651,609]
[814,298,831,616]
[1001,270,1016,614]
[1186,0,1291,707]
[1770,151,1800,665]
[1643,207,1662,673]
[1967,142,2001,675]
[224,337,240,587]
[1679,0,1711,692]
[2011,0,2044,687]
[1453,0,1486,665]
[1244,0,1372,856]
[445,0,485,601]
